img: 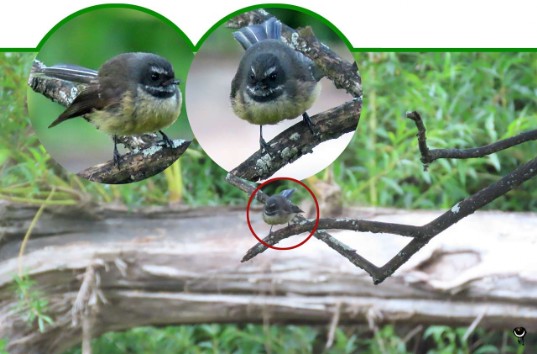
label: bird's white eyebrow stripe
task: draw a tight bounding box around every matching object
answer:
[150,65,167,74]
[264,66,277,77]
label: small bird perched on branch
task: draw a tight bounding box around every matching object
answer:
[230,17,323,153]
[263,188,304,234]
[43,52,182,169]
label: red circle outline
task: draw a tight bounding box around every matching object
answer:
[246,177,320,250]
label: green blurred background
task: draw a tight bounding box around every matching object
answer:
[27,6,194,173]
[344,51,537,212]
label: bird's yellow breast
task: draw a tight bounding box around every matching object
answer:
[90,88,181,136]
[232,82,321,125]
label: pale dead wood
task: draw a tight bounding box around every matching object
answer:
[1,202,536,353]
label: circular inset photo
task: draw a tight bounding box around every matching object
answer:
[27,5,194,184]
[186,7,360,181]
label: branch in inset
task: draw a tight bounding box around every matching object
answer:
[227,10,362,182]
[77,139,191,184]
[230,99,361,182]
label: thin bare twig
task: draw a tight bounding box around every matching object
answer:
[406,111,537,168]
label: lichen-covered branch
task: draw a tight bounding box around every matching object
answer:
[230,99,360,182]
[77,139,191,184]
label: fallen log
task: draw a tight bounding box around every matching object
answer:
[1,201,536,353]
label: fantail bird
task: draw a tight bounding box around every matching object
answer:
[263,188,304,234]
[230,18,323,152]
[45,52,182,168]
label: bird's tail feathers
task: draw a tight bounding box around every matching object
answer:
[291,204,304,214]
[42,64,98,84]
[280,188,296,199]
[233,17,282,50]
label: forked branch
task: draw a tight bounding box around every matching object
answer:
[234,112,537,284]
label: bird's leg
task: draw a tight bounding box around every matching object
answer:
[159,130,174,148]
[113,135,121,169]
[302,112,320,140]
[259,125,273,156]
[268,225,274,235]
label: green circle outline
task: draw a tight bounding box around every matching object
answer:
[32,3,354,53]
[35,3,194,51]
[193,3,354,51]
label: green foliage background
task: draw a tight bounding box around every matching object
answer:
[342,52,537,211]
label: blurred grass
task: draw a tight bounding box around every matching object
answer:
[2,52,537,209]
[62,323,527,354]
[338,52,537,211]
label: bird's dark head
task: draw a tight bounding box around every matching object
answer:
[246,53,286,102]
[133,54,180,99]
[264,196,282,215]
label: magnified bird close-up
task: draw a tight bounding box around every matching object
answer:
[43,52,182,169]
[230,17,323,153]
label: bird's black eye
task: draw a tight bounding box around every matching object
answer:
[151,72,160,81]
[249,72,255,80]
[269,73,277,81]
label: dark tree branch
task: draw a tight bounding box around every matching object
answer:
[28,60,190,183]
[406,111,537,168]
[226,11,535,284]
[235,111,537,284]
[226,173,379,276]
[77,139,191,184]
[230,99,361,182]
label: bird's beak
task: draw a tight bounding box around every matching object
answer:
[163,78,180,86]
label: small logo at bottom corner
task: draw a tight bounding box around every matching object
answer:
[513,327,526,346]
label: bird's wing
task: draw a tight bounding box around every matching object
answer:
[290,204,304,214]
[48,87,105,128]
[293,51,324,82]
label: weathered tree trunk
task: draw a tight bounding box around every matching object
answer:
[1,200,536,353]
